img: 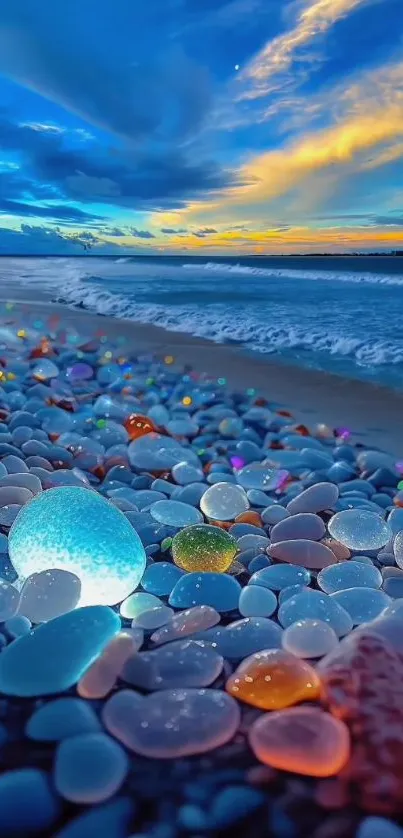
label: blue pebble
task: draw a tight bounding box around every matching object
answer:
[248,555,272,574]
[0,769,60,835]
[209,786,264,828]
[169,572,241,611]
[0,606,120,697]
[219,617,283,658]
[54,799,134,838]
[250,563,311,591]
[141,562,185,596]
[247,489,270,506]
[278,584,309,604]
[239,585,277,617]
[26,697,101,741]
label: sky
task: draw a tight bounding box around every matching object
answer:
[0,0,403,255]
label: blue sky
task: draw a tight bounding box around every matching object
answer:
[0,0,403,254]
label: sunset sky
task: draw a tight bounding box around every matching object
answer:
[0,0,403,254]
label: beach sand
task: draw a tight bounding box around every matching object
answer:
[2,284,403,457]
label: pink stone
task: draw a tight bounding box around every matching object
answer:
[77,632,139,699]
[269,540,337,569]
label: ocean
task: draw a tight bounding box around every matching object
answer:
[2,254,403,389]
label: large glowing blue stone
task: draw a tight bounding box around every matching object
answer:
[8,486,146,606]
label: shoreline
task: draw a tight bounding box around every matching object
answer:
[1,288,403,457]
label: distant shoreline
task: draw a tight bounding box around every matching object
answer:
[0,252,403,259]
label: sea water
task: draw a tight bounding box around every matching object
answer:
[2,254,403,388]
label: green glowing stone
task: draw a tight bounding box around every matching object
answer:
[172,524,237,573]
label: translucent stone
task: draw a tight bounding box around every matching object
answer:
[330,588,391,625]
[66,362,94,382]
[227,648,320,709]
[55,732,128,803]
[0,606,120,697]
[236,534,269,551]
[317,561,382,594]
[132,605,173,630]
[271,513,325,543]
[382,599,403,619]
[124,414,157,440]
[0,580,19,622]
[236,463,283,491]
[32,359,60,381]
[219,617,283,659]
[8,486,146,607]
[287,483,339,515]
[239,585,277,617]
[78,632,137,699]
[102,687,240,758]
[172,524,237,573]
[120,592,162,619]
[278,590,353,637]
[328,509,392,551]
[200,482,249,521]
[282,619,339,658]
[249,563,311,591]
[123,638,223,689]
[5,615,31,637]
[150,500,203,527]
[19,569,82,623]
[394,531,403,569]
[166,417,199,437]
[169,572,241,611]
[151,605,220,646]
[262,505,290,525]
[249,707,350,777]
[269,539,336,569]
[128,434,200,471]
[172,462,204,485]
[141,561,185,596]
[26,697,101,741]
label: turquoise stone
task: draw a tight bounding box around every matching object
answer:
[169,572,241,611]
[26,697,100,741]
[249,563,311,591]
[0,606,120,697]
[278,590,353,636]
[330,587,391,625]
[328,509,392,551]
[317,561,382,594]
[239,585,277,617]
[8,486,146,606]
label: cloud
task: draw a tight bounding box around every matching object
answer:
[239,0,373,99]
[129,228,156,239]
[193,226,218,237]
[160,227,188,234]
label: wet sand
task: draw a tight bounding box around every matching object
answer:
[2,285,403,457]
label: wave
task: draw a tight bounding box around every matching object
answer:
[182,261,403,287]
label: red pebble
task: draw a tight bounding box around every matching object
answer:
[124,414,157,440]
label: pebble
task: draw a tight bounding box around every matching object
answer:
[278,590,353,636]
[133,604,174,630]
[250,563,311,590]
[271,513,326,542]
[150,499,203,527]
[318,561,382,594]
[0,768,60,835]
[53,798,133,838]
[282,618,339,658]
[269,539,337,569]
[172,524,237,573]
[328,509,392,551]
[150,605,220,645]
[0,605,120,696]
[249,707,350,777]
[169,572,241,611]
[286,483,339,515]
[356,818,403,838]
[26,696,101,740]
[239,585,277,617]
[120,592,163,619]
[141,561,185,596]
[5,614,32,637]
[102,687,241,758]
[54,732,128,803]
[8,486,146,606]
[200,482,250,521]
[77,631,137,698]
[18,569,82,622]
[226,648,320,709]
[218,617,283,659]
[123,638,223,689]
[0,579,19,621]
[330,587,391,625]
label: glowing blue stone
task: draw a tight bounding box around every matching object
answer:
[8,487,146,606]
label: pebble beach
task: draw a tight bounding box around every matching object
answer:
[0,298,403,838]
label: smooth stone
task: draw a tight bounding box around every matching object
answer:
[0,486,33,507]
[0,473,42,495]
[249,707,350,777]
[132,605,174,630]
[269,539,336,569]
[261,506,290,525]
[200,482,249,521]
[286,483,339,515]
[26,697,101,741]
[317,561,382,594]
[0,505,21,526]
[120,592,162,619]
[8,486,146,606]
[2,454,29,473]
[208,786,264,829]
[54,799,134,838]
[77,632,139,699]
[279,584,310,604]
[169,572,241,612]
[226,648,320,709]
[141,561,185,596]
[250,563,311,591]
[128,434,200,470]
[239,586,277,617]
[357,817,403,838]
[248,555,271,573]
[236,463,281,491]
[5,614,32,637]
[247,489,271,507]
[394,531,403,569]
[236,534,270,551]
[0,605,120,696]
[172,462,204,485]
[282,619,339,658]
[102,687,240,758]
[18,569,82,623]
[383,577,403,598]
[172,524,237,573]
[278,590,353,637]
[149,500,203,527]
[328,509,392,551]
[151,605,220,645]
[123,638,223,689]
[218,617,283,659]
[55,732,128,803]
[330,588,391,625]
[387,508,403,536]
[271,513,325,543]
[0,580,19,621]
[0,768,59,835]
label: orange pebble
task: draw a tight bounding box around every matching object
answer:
[235,511,263,528]
[295,424,310,437]
[124,413,157,440]
[322,538,351,562]
[77,632,136,699]
[249,706,350,777]
[226,649,320,710]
